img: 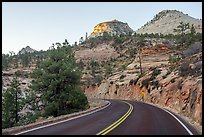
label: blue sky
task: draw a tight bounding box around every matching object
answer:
[2,2,202,54]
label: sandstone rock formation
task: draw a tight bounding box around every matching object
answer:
[83,43,202,126]
[74,41,119,63]
[136,10,202,35]
[89,19,134,38]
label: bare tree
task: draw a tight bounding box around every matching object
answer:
[138,48,143,75]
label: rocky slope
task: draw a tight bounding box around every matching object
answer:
[74,41,119,63]
[82,42,202,126]
[136,10,202,35]
[89,19,134,38]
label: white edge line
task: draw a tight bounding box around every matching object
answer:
[162,108,193,135]
[15,101,111,135]
[143,101,193,135]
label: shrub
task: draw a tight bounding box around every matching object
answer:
[182,43,202,58]
[120,74,126,80]
[169,55,181,63]
[179,62,191,76]
[141,78,150,88]
[152,68,161,77]
[129,79,134,85]
[110,81,114,84]
[162,75,167,79]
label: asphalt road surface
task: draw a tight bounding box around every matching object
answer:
[16,99,200,135]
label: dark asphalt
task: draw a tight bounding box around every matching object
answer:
[17,99,200,135]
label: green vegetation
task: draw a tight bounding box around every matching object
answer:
[90,60,99,70]
[179,62,191,77]
[168,54,181,64]
[173,22,190,47]
[2,77,24,129]
[19,53,31,67]
[2,54,10,70]
[2,40,90,129]
[121,64,127,70]
[2,50,47,71]
[94,75,103,84]
[152,68,161,77]
[105,64,113,77]
[78,60,84,70]
[173,22,202,47]
[31,42,89,117]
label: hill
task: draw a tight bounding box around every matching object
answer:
[89,19,134,38]
[18,46,37,55]
[136,10,202,35]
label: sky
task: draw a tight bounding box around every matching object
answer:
[2,2,202,54]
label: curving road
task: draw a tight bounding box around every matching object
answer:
[16,99,200,135]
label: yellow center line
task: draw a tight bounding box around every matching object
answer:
[96,101,133,135]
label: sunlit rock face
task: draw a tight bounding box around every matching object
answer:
[89,19,134,38]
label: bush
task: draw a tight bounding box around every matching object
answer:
[110,81,114,84]
[129,79,134,85]
[141,78,150,88]
[94,75,103,84]
[162,75,167,79]
[152,68,161,77]
[120,74,126,80]
[133,78,139,85]
[16,112,41,126]
[151,80,159,89]
[182,43,202,58]
[169,55,181,63]
[179,62,191,76]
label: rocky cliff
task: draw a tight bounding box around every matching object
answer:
[89,19,134,38]
[83,43,202,126]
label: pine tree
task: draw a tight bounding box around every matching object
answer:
[2,54,10,70]
[31,41,89,117]
[173,22,190,47]
[2,77,23,128]
[190,24,196,35]
[20,53,30,67]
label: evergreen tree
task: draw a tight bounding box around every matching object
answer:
[190,24,196,35]
[173,22,190,47]
[2,54,10,70]
[2,77,23,128]
[20,53,30,67]
[31,41,89,117]
[79,37,84,44]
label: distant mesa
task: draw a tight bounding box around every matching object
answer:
[88,19,134,38]
[135,10,202,35]
[18,46,37,55]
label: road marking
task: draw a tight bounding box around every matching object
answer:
[15,101,111,135]
[142,102,194,135]
[96,101,133,135]
[162,109,193,135]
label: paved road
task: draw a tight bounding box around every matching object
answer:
[16,99,200,135]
